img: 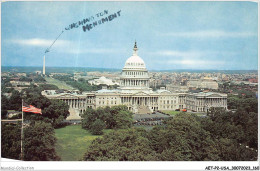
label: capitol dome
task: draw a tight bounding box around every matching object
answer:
[123,41,146,70]
[119,41,150,91]
[124,55,146,69]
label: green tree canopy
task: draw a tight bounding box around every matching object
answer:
[1,95,9,119]
[9,90,22,111]
[83,128,159,161]
[23,121,60,161]
[1,123,22,160]
[81,105,133,135]
[89,119,106,135]
[148,113,219,161]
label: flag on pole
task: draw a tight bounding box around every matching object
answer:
[22,103,42,114]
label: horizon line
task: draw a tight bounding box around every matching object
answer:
[1,65,258,71]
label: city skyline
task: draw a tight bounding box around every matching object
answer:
[1,1,258,70]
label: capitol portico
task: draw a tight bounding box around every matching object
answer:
[42,42,227,120]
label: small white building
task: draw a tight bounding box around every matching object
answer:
[88,76,119,86]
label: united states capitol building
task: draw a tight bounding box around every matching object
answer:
[42,42,227,120]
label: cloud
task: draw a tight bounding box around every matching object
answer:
[154,50,202,58]
[162,30,257,38]
[152,50,237,58]
[66,48,117,54]
[167,59,224,66]
[7,38,117,55]
[154,59,226,69]
[150,49,232,69]
[8,38,71,47]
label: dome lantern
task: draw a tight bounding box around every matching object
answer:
[133,41,138,56]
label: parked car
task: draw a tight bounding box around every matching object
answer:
[182,109,187,112]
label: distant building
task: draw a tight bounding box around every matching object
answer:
[6,110,21,118]
[187,78,218,90]
[35,71,42,75]
[248,78,258,83]
[42,42,227,119]
[17,73,26,77]
[10,81,30,87]
[186,92,227,112]
[166,85,189,92]
[88,76,119,86]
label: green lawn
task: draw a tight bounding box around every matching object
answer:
[161,110,182,116]
[161,110,205,117]
[45,77,74,90]
[55,124,111,161]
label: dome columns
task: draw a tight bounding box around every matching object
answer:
[121,79,149,87]
[119,41,151,91]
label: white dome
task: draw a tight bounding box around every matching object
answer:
[123,41,147,70]
[124,55,146,69]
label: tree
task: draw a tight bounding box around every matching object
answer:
[39,84,58,90]
[113,110,132,129]
[9,90,22,111]
[89,119,106,135]
[1,95,9,119]
[78,78,85,82]
[33,76,46,83]
[83,129,159,161]
[110,105,133,129]
[81,108,99,130]
[203,106,258,160]
[216,138,257,161]
[23,121,60,161]
[1,123,22,160]
[81,105,133,134]
[19,76,32,82]
[148,113,220,161]
[43,99,70,128]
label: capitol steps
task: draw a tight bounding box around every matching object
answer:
[66,108,81,120]
[137,105,152,114]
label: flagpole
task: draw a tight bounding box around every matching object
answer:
[21,99,24,161]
